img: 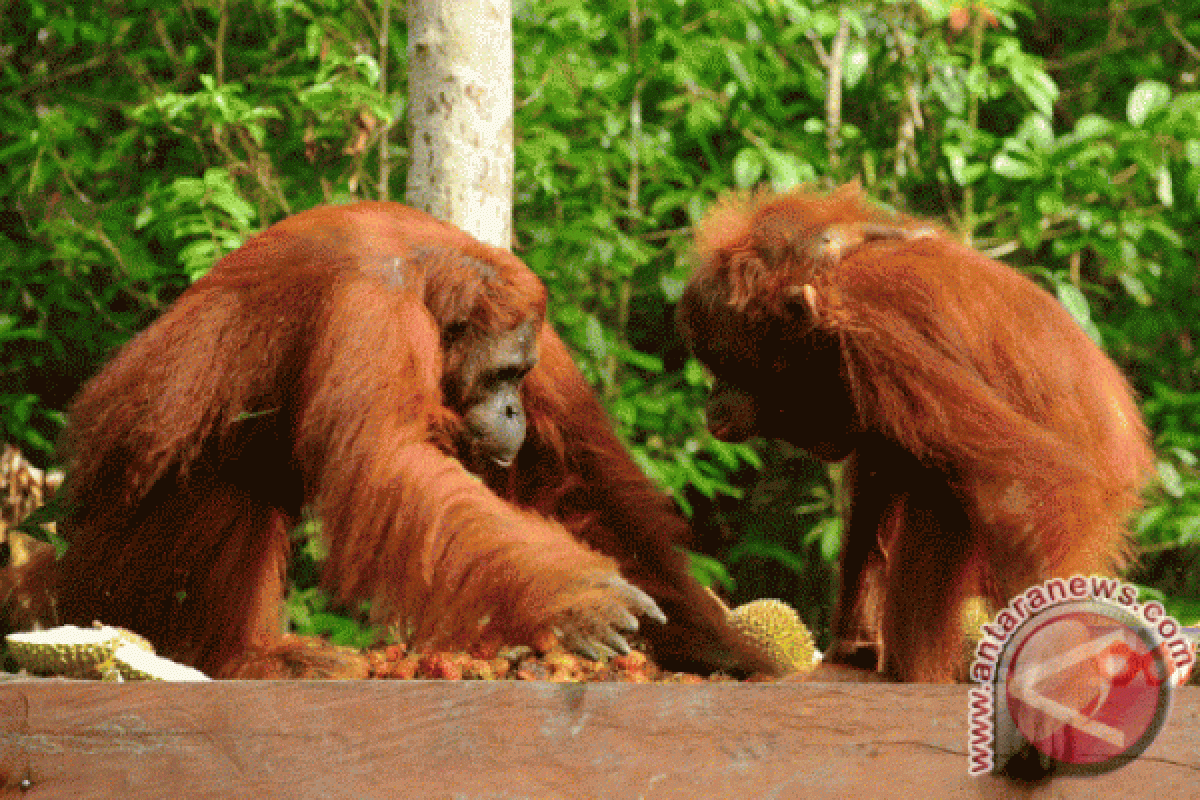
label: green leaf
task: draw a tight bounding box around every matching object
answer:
[992,152,1037,180]
[1159,461,1185,499]
[808,517,842,563]
[1014,68,1058,118]
[725,49,754,91]
[843,40,869,89]
[619,347,664,373]
[761,149,813,191]
[1117,274,1151,306]
[659,274,686,303]
[684,359,709,388]
[1018,115,1054,151]
[1055,282,1103,345]
[1071,114,1113,140]
[1035,190,1064,215]
[1128,81,1172,127]
[688,551,734,591]
[732,148,765,188]
[1185,140,1200,166]
[1156,164,1174,207]
[728,537,807,573]
[583,313,608,358]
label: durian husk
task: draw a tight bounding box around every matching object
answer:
[6,625,129,677]
[728,598,818,675]
[961,596,992,667]
[6,623,208,681]
[112,644,210,682]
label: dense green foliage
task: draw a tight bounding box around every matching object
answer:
[3,0,1199,634]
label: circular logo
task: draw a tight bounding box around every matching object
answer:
[1002,602,1173,774]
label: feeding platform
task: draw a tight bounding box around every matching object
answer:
[1,679,1198,798]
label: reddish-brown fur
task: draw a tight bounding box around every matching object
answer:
[678,184,1154,682]
[56,202,772,678]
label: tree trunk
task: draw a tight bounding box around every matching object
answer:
[405,0,514,249]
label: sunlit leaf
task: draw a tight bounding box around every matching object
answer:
[1055,282,1103,345]
[843,40,869,89]
[1128,81,1171,127]
[1159,461,1185,499]
[733,147,765,188]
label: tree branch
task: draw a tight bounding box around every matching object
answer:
[825,13,850,179]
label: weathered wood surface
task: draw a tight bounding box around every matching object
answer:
[1,681,1197,799]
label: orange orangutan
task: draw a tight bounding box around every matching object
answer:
[677,184,1154,682]
[53,202,774,678]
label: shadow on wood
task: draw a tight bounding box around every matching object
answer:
[1,681,1197,798]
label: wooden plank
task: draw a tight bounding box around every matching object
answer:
[1,681,1197,798]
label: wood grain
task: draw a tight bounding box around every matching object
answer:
[1,681,1197,798]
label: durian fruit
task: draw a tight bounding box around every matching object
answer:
[6,625,124,677]
[5,623,210,681]
[728,598,818,675]
[112,644,210,682]
[961,596,992,669]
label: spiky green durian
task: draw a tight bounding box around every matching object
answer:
[729,598,817,675]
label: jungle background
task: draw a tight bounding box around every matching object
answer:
[3,0,1199,648]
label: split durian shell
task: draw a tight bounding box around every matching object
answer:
[112,644,210,682]
[5,625,133,677]
[5,624,208,681]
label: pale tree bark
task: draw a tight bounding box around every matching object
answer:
[406,0,514,249]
